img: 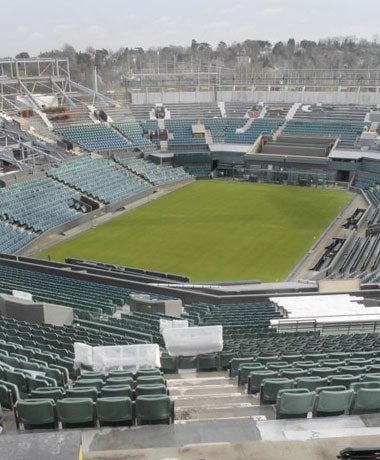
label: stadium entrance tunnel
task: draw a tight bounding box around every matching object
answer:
[79,195,100,212]
[336,170,351,182]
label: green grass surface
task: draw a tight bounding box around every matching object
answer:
[37,181,351,282]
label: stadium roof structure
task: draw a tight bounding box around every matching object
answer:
[209,143,252,153]
[329,149,380,161]
[0,57,118,114]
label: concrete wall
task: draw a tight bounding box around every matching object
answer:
[0,293,73,326]
[43,302,74,326]
[132,89,380,105]
[128,294,183,317]
[0,294,44,324]
[318,279,361,293]
[105,188,156,213]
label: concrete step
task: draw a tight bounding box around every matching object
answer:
[170,385,239,396]
[167,376,232,387]
[173,394,253,407]
[176,404,272,421]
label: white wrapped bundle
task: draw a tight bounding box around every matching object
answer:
[74,342,93,367]
[163,326,223,356]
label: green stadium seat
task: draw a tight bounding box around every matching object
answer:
[106,377,134,387]
[101,385,133,399]
[96,397,134,426]
[267,361,291,371]
[0,384,13,410]
[248,370,278,394]
[279,368,309,379]
[238,363,265,386]
[219,351,235,370]
[136,376,165,386]
[108,370,135,379]
[230,357,254,377]
[276,389,316,419]
[314,389,354,417]
[31,387,64,402]
[260,378,294,404]
[160,354,178,374]
[66,386,98,401]
[350,381,380,392]
[135,368,162,378]
[329,374,361,389]
[75,379,104,391]
[362,373,380,382]
[56,397,96,428]
[197,353,219,372]
[15,398,57,430]
[0,379,20,408]
[135,394,174,425]
[4,369,28,398]
[350,388,380,415]
[178,356,197,369]
[80,371,106,381]
[135,384,168,398]
[309,367,338,377]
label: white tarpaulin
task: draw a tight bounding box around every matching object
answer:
[163,325,223,357]
[159,318,188,334]
[12,290,33,301]
[74,342,160,372]
[74,342,93,368]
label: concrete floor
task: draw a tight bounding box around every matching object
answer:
[84,435,380,460]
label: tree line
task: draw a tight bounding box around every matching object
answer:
[16,36,380,90]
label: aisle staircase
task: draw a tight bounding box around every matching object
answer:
[169,371,271,423]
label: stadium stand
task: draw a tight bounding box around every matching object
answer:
[0,222,37,254]
[46,156,152,205]
[185,165,211,177]
[129,104,158,121]
[0,261,172,318]
[264,103,294,118]
[203,118,228,143]
[282,120,365,149]
[112,121,155,150]
[115,156,191,185]
[225,102,257,118]
[225,118,284,144]
[293,104,369,122]
[166,119,207,146]
[55,124,132,152]
[164,103,221,119]
[0,176,80,233]
[4,81,380,452]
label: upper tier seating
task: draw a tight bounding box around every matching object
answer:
[225,118,283,144]
[0,262,163,317]
[165,120,207,146]
[47,157,152,205]
[203,118,228,143]
[282,120,365,149]
[115,156,191,185]
[294,104,369,122]
[225,102,257,118]
[55,124,132,152]
[164,103,221,119]
[113,121,155,150]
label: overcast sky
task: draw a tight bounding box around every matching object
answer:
[1,0,380,56]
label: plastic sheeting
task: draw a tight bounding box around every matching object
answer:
[74,342,93,368]
[159,318,188,334]
[163,325,223,357]
[74,342,160,373]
